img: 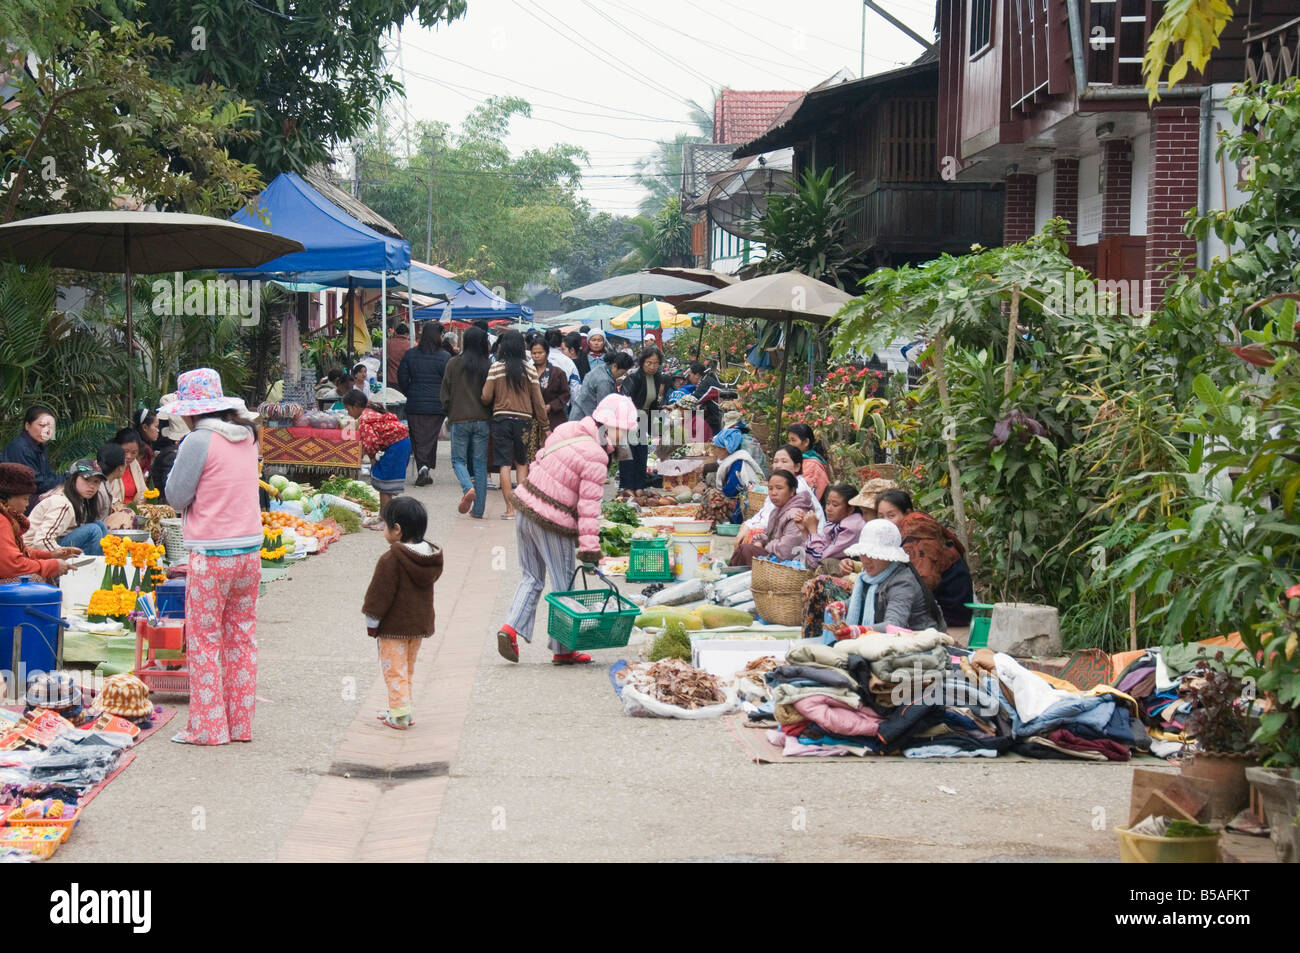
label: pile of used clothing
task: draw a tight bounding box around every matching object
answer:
[1108,636,1251,743]
[744,630,1154,760]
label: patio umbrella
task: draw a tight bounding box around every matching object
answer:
[563,271,714,346]
[610,300,691,330]
[690,272,853,435]
[542,303,624,329]
[0,210,304,409]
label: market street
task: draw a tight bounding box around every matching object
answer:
[53,472,1150,864]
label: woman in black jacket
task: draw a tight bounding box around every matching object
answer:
[1,405,60,513]
[618,347,666,491]
[398,322,451,486]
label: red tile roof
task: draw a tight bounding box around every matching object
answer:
[713,89,803,145]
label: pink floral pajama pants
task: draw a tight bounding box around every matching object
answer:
[377,638,422,718]
[178,551,260,745]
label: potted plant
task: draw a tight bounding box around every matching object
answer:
[1179,656,1259,820]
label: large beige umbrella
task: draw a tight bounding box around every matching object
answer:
[0,210,305,409]
[690,272,853,434]
[563,270,715,346]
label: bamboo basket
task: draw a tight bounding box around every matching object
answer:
[750,558,815,626]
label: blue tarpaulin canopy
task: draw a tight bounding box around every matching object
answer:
[266,261,458,296]
[221,172,410,275]
[412,279,533,322]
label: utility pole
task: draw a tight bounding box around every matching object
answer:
[352,141,361,199]
[861,0,935,76]
[426,135,436,264]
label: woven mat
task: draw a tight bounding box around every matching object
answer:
[725,714,1164,765]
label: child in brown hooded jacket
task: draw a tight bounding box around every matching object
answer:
[362,497,444,729]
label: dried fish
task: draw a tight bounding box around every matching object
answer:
[624,658,726,709]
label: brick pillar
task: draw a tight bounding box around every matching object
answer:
[1003,173,1038,245]
[1100,139,1133,238]
[1052,158,1079,244]
[1145,106,1200,303]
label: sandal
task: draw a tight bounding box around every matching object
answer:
[497,628,520,663]
[500,512,515,520]
[552,651,593,665]
[379,714,409,731]
[458,488,476,514]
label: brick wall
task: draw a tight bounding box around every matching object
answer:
[1101,139,1133,238]
[1145,106,1200,302]
[1003,173,1038,244]
[1052,158,1079,243]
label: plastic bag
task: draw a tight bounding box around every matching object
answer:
[621,681,740,719]
[645,578,707,607]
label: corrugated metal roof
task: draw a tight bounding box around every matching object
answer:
[712,89,802,145]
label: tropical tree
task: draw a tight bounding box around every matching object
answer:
[133,0,468,174]
[357,102,586,294]
[1143,0,1235,101]
[653,197,692,267]
[744,168,862,289]
[1,10,263,222]
[633,99,713,217]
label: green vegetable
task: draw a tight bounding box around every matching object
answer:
[647,620,692,661]
[326,505,362,534]
[280,482,302,501]
[601,500,640,526]
[600,522,635,557]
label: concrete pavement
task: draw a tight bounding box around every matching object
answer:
[54,467,1154,862]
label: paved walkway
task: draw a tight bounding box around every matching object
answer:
[56,468,1155,862]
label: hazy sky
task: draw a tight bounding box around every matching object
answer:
[383,0,937,215]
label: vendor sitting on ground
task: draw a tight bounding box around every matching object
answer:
[799,477,898,641]
[711,427,763,499]
[740,444,824,542]
[875,488,974,627]
[826,518,946,642]
[801,483,868,572]
[729,469,812,567]
[786,423,831,502]
[25,459,112,556]
[0,463,75,585]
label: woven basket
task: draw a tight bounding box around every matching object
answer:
[752,587,808,626]
[161,518,188,563]
[751,556,815,593]
[746,488,768,514]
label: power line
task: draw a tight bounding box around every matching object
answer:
[578,0,727,93]
[509,0,702,111]
[394,60,695,126]
[603,0,831,83]
[395,38,701,124]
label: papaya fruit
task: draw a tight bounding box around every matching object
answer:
[697,605,755,628]
[635,607,704,630]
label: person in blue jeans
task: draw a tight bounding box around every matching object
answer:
[439,325,492,519]
[23,458,112,555]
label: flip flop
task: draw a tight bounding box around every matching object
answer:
[552,651,593,665]
[500,513,515,520]
[497,629,520,663]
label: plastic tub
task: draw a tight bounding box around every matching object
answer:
[1115,827,1221,863]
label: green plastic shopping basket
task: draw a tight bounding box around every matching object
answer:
[544,567,640,651]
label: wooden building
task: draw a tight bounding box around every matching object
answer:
[936,0,1294,306]
[733,57,1004,270]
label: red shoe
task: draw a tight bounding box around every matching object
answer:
[497,627,519,663]
[458,488,475,514]
[552,651,593,665]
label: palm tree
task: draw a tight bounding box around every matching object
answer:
[634,98,714,217]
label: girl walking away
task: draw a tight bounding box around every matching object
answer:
[481,329,549,520]
[162,369,263,746]
[786,423,831,502]
[497,394,638,666]
[343,389,412,519]
[362,497,444,730]
[398,321,451,486]
[440,325,492,519]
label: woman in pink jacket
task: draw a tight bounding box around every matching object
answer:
[162,369,263,746]
[497,394,637,666]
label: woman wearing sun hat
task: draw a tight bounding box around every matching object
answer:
[496,393,638,666]
[162,368,263,746]
[826,518,946,642]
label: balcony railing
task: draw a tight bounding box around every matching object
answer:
[1084,0,1168,88]
[1246,15,1300,84]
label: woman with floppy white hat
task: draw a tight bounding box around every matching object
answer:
[162,368,263,745]
[828,518,946,642]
